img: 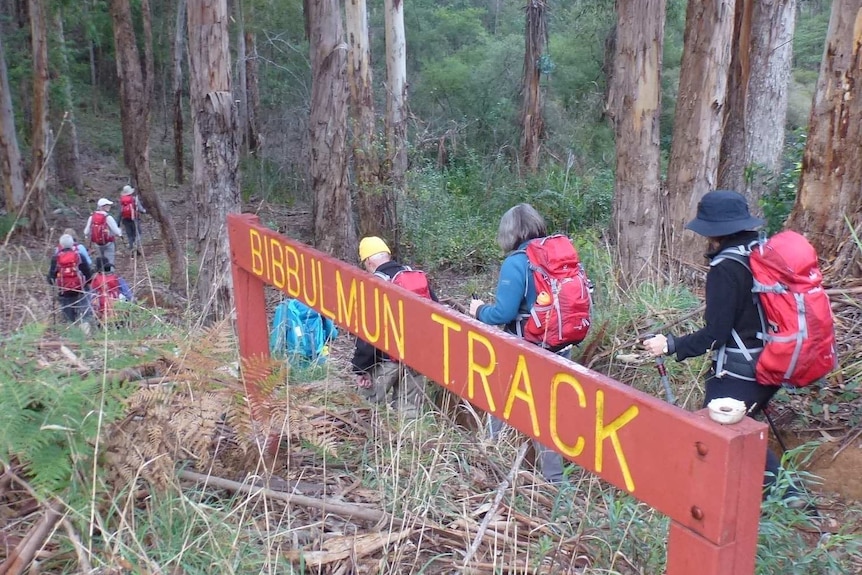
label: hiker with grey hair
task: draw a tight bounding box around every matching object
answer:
[642,189,804,506]
[469,203,568,484]
[84,198,123,266]
[119,185,146,255]
[53,228,93,268]
[47,233,93,323]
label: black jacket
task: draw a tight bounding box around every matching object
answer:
[47,248,93,296]
[669,231,762,362]
[351,260,436,374]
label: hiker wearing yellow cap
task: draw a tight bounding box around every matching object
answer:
[352,236,433,419]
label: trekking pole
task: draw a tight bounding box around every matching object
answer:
[643,333,676,404]
[762,405,789,454]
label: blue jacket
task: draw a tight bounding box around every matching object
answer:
[476,242,537,333]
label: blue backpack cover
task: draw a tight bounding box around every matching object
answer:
[270,299,337,364]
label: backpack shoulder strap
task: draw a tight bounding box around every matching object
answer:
[710,242,754,270]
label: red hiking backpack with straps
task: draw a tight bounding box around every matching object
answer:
[91,272,121,319]
[375,266,432,299]
[120,195,137,220]
[518,235,593,349]
[55,248,84,293]
[90,212,113,245]
[717,231,837,387]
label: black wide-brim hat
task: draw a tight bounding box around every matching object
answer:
[685,190,765,237]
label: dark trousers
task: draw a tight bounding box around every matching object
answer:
[702,372,783,492]
[58,292,88,323]
[121,218,140,249]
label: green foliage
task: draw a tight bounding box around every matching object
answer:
[793,1,832,72]
[761,130,806,234]
[0,324,136,495]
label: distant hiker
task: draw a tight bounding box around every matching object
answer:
[84,198,123,266]
[119,185,146,255]
[90,257,133,324]
[47,233,93,323]
[469,203,568,484]
[351,236,434,420]
[53,228,93,268]
[642,190,807,507]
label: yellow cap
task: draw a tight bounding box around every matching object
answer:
[359,236,390,261]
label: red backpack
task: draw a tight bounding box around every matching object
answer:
[120,195,137,220]
[90,212,113,245]
[376,266,432,299]
[55,248,84,293]
[518,235,592,349]
[91,272,121,319]
[717,231,837,386]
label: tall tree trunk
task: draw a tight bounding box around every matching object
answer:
[244,30,261,152]
[608,0,666,282]
[0,29,26,211]
[172,0,186,183]
[665,0,735,275]
[718,0,796,210]
[187,0,240,322]
[346,0,393,239]
[305,0,354,260]
[519,0,547,175]
[110,0,185,291]
[235,0,249,154]
[51,9,84,194]
[787,0,862,274]
[26,0,48,236]
[384,0,407,198]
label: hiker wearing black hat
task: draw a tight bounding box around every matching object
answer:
[642,190,803,505]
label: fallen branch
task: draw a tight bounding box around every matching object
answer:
[0,500,62,575]
[178,470,387,523]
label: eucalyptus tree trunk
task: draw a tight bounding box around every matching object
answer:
[520,0,547,175]
[787,0,862,274]
[305,0,354,260]
[171,0,186,184]
[111,0,185,291]
[26,0,49,235]
[346,0,393,239]
[718,0,796,210]
[244,30,261,152]
[0,29,26,211]
[187,0,240,322]
[384,0,407,195]
[52,9,84,194]
[235,0,249,153]
[665,0,734,275]
[608,0,666,282]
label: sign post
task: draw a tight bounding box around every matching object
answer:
[227,213,767,575]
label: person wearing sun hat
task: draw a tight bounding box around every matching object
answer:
[351,236,432,419]
[83,197,123,266]
[119,185,146,255]
[642,190,805,506]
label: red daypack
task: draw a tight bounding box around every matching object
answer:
[90,212,113,245]
[376,266,432,299]
[91,272,121,319]
[519,234,592,348]
[55,248,84,293]
[120,195,137,220]
[719,231,837,387]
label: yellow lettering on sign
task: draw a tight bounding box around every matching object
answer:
[595,390,638,492]
[382,294,404,359]
[317,261,336,320]
[503,355,540,436]
[431,313,461,385]
[336,271,358,332]
[300,254,318,307]
[270,237,285,289]
[467,331,497,412]
[285,245,300,297]
[359,283,381,344]
[250,229,263,276]
[550,372,586,457]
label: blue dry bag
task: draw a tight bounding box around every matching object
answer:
[269,299,337,365]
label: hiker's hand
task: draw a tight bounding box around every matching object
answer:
[469,298,484,317]
[643,334,668,356]
[356,373,372,390]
